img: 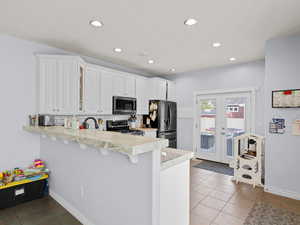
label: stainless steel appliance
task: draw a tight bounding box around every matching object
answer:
[38,115,55,126]
[148,100,177,148]
[106,120,144,136]
[112,96,136,115]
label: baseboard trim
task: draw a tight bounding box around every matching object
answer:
[49,190,95,225]
[264,185,300,200]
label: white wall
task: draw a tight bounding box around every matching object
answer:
[0,36,66,170]
[0,35,154,170]
[264,35,300,199]
[167,60,265,151]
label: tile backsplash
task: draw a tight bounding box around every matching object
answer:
[54,114,144,130]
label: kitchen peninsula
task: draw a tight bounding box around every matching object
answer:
[24,126,192,225]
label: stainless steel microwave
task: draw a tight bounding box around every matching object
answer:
[113,96,136,115]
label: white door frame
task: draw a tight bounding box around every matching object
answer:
[193,88,256,161]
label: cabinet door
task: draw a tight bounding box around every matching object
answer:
[38,58,57,114]
[100,71,113,114]
[112,73,125,96]
[84,67,100,114]
[57,59,79,114]
[167,81,176,102]
[150,78,167,100]
[124,75,136,97]
[158,79,167,100]
[136,77,150,115]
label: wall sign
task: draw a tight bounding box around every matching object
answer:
[269,118,285,134]
[272,89,300,108]
[292,120,300,136]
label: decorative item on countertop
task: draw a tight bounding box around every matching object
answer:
[269,118,285,134]
[29,115,38,126]
[71,115,79,129]
[64,117,72,129]
[98,118,104,131]
[128,114,137,129]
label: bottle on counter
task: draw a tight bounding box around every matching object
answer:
[71,115,78,129]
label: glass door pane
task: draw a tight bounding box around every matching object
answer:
[224,96,248,158]
[198,99,217,156]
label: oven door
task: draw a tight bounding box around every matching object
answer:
[113,96,137,114]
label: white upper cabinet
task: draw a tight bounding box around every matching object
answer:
[150,78,167,100]
[112,73,136,98]
[38,57,57,114]
[99,70,113,114]
[112,73,125,96]
[38,55,82,114]
[167,80,176,102]
[84,65,113,115]
[37,54,174,116]
[136,76,150,115]
[84,65,100,114]
[124,74,136,97]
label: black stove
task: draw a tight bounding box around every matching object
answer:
[106,120,144,136]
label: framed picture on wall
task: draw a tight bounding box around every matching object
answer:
[272,89,300,108]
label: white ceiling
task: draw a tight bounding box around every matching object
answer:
[1,0,300,75]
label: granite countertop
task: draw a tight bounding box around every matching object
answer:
[23,126,168,157]
[161,148,194,171]
[130,127,157,131]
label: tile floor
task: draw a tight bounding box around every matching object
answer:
[190,159,300,225]
[0,196,82,225]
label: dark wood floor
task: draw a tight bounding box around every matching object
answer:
[0,196,82,225]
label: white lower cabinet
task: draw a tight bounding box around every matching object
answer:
[160,160,190,225]
[136,76,150,115]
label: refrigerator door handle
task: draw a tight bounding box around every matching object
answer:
[167,104,171,129]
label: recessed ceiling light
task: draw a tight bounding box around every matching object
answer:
[229,57,236,61]
[89,20,103,28]
[212,42,221,48]
[170,68,176,72]
[184,18,198,26]
[148,59,154,64]
[114,48,122,53]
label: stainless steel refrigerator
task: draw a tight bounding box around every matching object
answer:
[148,100,177,148]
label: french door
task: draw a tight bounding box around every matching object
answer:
[194,91,253,164]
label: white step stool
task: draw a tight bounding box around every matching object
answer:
[233,134,264,188]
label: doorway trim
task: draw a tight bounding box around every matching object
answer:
[193,87,257,156]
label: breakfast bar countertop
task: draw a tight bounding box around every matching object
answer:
[161,148,194,171]
[23,126,168,157]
